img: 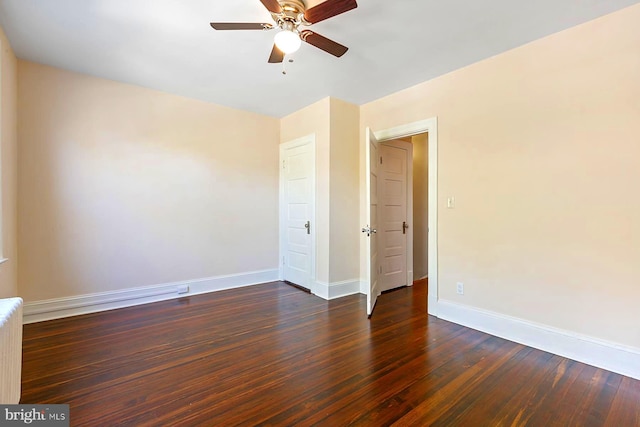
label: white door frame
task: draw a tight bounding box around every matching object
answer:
[372,118,438,316]
[279,135,317,294]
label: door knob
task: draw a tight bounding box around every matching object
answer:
[361,226,377,237]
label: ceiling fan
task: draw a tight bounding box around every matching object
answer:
[210,0,358,63]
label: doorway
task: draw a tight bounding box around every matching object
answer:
[410,133,429,283]
[363,118,438,317]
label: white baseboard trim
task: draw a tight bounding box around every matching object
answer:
[359,279,367,295]
[427,294,439,317]
[314,279,361,300]
[313,281,329,300]
[328,280,361,299]
[23,269,279,324]
[436,299,640,380]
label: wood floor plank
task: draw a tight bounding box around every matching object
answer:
[605,376,640,426]
[20,281,640,426]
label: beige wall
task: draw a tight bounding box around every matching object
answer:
[361,4,640,349]
[329,98,360,283]
[0,26,18,298]
[412,133,428,279]
[18,61,280,301]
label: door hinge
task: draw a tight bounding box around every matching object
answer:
[282,256,285,266]
[282,160,286,170]
[380,156,383,165]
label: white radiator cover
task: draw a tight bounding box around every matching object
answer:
[0,297,23,404]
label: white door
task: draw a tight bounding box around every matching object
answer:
[280,137,315,290]
[379,142,411,292]
[364,128,380,316]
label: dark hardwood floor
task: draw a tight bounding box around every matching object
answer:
[21,280,640,426]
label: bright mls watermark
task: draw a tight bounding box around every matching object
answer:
[0,405,69,426]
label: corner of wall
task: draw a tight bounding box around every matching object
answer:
[328,97,360,285]
[0,25,19,298]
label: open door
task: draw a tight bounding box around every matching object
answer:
[364,128,380,317]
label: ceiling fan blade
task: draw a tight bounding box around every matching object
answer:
[210,22,273,30]
[259,0,282,14]
[300,30,348,57]
[268,44,285,63]
[304,0,357,24]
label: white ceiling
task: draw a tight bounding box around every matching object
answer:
[1,0,638,117]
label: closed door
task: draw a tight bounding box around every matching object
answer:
[380,142,410,293]
[280,138,315,290]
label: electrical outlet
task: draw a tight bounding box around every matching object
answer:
[456,282,464,295]
[177,285,189,294]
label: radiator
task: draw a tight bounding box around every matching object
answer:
[0,297,23,404]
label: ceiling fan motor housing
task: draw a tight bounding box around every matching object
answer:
[273,0,309,31]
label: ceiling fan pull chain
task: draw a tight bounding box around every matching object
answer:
[282,53,296,74]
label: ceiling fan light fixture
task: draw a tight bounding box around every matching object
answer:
[274,30,301,54]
